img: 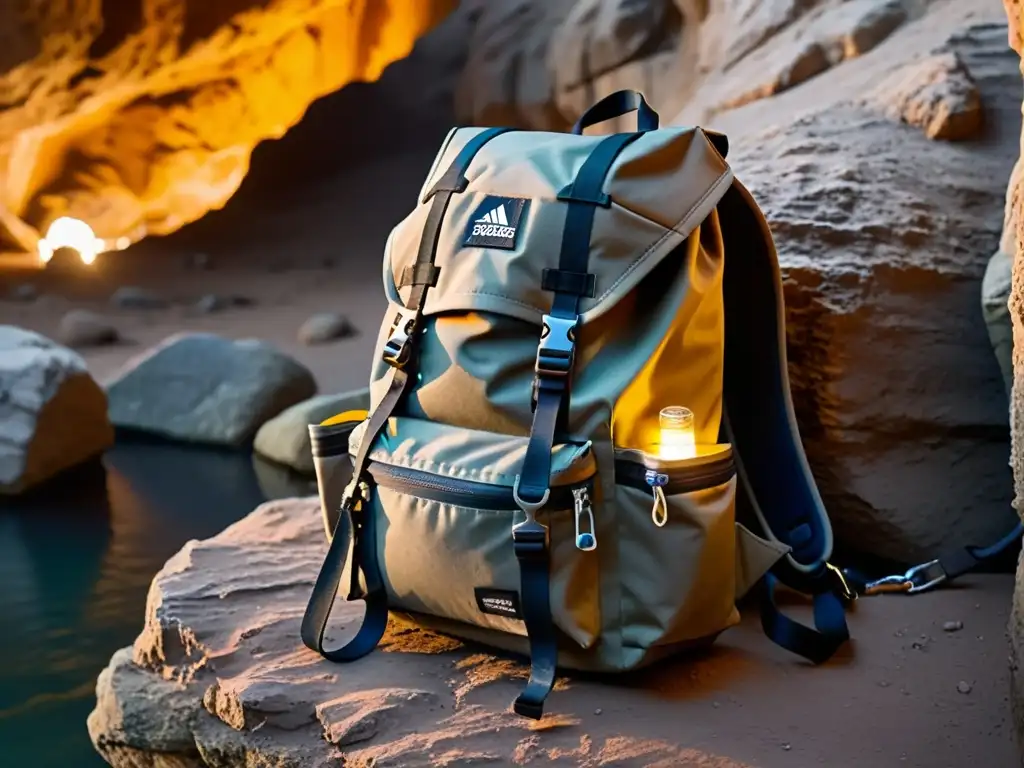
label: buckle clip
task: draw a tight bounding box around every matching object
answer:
[534,314,578,378]
[381,307,418,369]
[825,562,857,603]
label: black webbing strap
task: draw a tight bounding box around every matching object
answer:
[300,126,513,661]
[511,131,644,719]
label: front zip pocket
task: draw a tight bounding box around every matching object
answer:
[349,416,603,650]
[613,444,740,649]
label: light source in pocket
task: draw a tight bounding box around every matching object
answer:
[657,406,696,460]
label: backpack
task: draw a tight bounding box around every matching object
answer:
[300,90,856,719]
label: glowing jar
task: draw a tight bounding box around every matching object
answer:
[658,406,696,461]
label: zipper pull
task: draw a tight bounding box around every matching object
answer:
[573,487,597,551]
[645,470,670,527]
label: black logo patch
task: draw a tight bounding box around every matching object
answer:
[463,196,530,250]
[474,588,522,620]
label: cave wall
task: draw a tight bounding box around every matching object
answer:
[0,0,457,254]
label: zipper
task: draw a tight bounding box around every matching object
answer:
[615,453,736,528]
[367,461,590,514]
[614,454,735,496]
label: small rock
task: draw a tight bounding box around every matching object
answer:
[782,743,792,751]
[111,286,167,310]
[195,294,254,313]
[254,389,371,475]
[298,312,356,346]
[957,681,973,695]
[8,283,38,302]
[594,708,602,716]
[57,310,119,348]
[943,620,964,632]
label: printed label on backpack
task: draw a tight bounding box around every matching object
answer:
[463,196,530,250]
[473,587,523,619]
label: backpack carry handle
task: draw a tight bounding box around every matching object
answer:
[572,90,659,135]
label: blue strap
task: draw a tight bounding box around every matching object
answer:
[513,131,644,720]
[572,90,659,135]
[759,571,850,665]
[300,127,513,663]
[940,520,1024,577]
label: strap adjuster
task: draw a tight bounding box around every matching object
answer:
[512,520,549,560]
[381,307,418,369]
[535,313,578,378]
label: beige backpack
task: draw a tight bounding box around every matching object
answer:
[301,90,855,718]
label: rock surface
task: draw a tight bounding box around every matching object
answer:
[254,388,370,475]
[105,333,317,447]
[0,0,458,254]
[864,49,984,141]
[1002,0,1024,760]
[86,497,1019,768]
[0,326,113,495]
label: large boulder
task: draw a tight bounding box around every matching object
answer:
[0,0,458,254]
[0,326,113,495]
[86,497,1017,768]
[453,0,1021,564]
[105,333,317,447]
[724,13,1023,563]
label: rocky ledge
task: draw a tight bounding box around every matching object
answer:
[87,498,1018,768]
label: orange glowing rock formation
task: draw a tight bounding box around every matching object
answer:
[0,0,457,254]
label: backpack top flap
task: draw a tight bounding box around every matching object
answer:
[386,126,734,327]
[718,179,835,579]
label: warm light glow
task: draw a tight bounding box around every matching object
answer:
[658,406,696,460]
[38,217,107,266]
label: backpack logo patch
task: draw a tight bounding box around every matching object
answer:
[474,587,522,619]
[463,196,529,250]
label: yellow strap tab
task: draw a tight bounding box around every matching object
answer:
[319,409,369,427]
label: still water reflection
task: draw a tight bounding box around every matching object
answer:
[0,436,314,767]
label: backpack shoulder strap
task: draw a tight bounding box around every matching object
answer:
[300,126,515,663]
[718,178,852,663]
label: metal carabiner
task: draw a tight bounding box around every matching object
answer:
[859,559,948,596]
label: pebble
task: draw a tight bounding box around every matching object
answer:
[782,743,792,751]
[195,293,255,313]
[594,708,602,716]
[57,309,119,347]
[298,312,356,345]
[943,620,963,632]
[110,286,167,309]
[957,681,973,694]
[8,283,37,302]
